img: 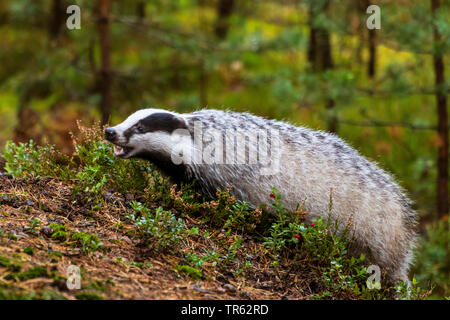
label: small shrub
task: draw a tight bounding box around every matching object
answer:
[49,223,69,242]
[71,232,103,254]
[2,140,74,180]
[23,247,34,256]
[264,188,368,296]
[23,218,41,234]
[71,121,149,199]
[412,219,449,297]
[127,202,185,251]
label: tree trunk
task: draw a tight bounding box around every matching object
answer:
[432,0,449,218]
[307,5,318,70]
[137,1,146,21]
[308,0,337,133]
[214,0,235,39]
[98,0,112,125]
[49,0,65,39]
[367,28,376,78]
[198,0,208,106]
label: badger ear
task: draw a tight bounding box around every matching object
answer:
[174,115,188,129]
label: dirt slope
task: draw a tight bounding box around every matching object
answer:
[0,175,324,300]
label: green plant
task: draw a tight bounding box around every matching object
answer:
[174,264,203,280]
[2,140,74,180]
[49,223,69,242]
[23,218,41,234]
[412,219,449,297]
[23,247,34,256]
[223,236,244,265]
[75,292,104,300]
[185,251,220,269]
[263,188,308,261]
[71,122,149,200]
[5,266,49,282]
[263,188,371,296]
[127,203,185,251]
[71,232,103,254]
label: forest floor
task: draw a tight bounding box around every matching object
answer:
[0,175,326,300]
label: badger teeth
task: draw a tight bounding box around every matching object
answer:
[114,146,124,156]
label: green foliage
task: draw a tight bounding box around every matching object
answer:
[23,218,41,234]
[71,232,103,254]
[49,223,69,242]
[185,251,220,269]
[263,187,309,261]
[75,292,104,300]
[0,256,21,272]
[412,219,449,297]
[263,188,376,297]
[222,236,244,265]
[174,264,203,280]
[127,203,185,251]
[5,265,49,282]
[71,123,149,200]
[2,140,73,180]
[23,247,33,256]
[1,123,150,204]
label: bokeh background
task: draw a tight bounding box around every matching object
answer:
[0,0,448,296]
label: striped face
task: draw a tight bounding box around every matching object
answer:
[105,109,188,159]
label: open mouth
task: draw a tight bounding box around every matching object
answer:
[113,145,133,158]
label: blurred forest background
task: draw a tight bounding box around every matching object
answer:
[0,0,448,295]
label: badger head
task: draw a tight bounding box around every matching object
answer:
[104,109,189,162]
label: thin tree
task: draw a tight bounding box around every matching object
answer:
[198,0,208,107]
[214,0,235,39]
[137,0,146,22]
[98,0,112,125]
[49,0,66,39]
[431,0,449,218]
[307,0,337,133]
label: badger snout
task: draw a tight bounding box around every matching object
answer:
[104,127,117,142]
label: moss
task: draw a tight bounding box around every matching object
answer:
[0,256,10,267]
[0,287,36,300]
[174,264,203,280]
[0,256,21,272]
[0,287,66,300]
[75,292,104,300]
[51,231,68,241]
[39,290,67,300]
[49,223,69,242]
[6,265,49,281]
[23,247,34,256]
[49,251,63,258]
[88,280,107,292]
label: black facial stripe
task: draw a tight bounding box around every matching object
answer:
[123,112,187,142]
[141,113,187,133]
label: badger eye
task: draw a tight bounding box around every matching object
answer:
[137,126,144,133]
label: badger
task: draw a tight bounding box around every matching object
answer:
[105,108,417,282]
